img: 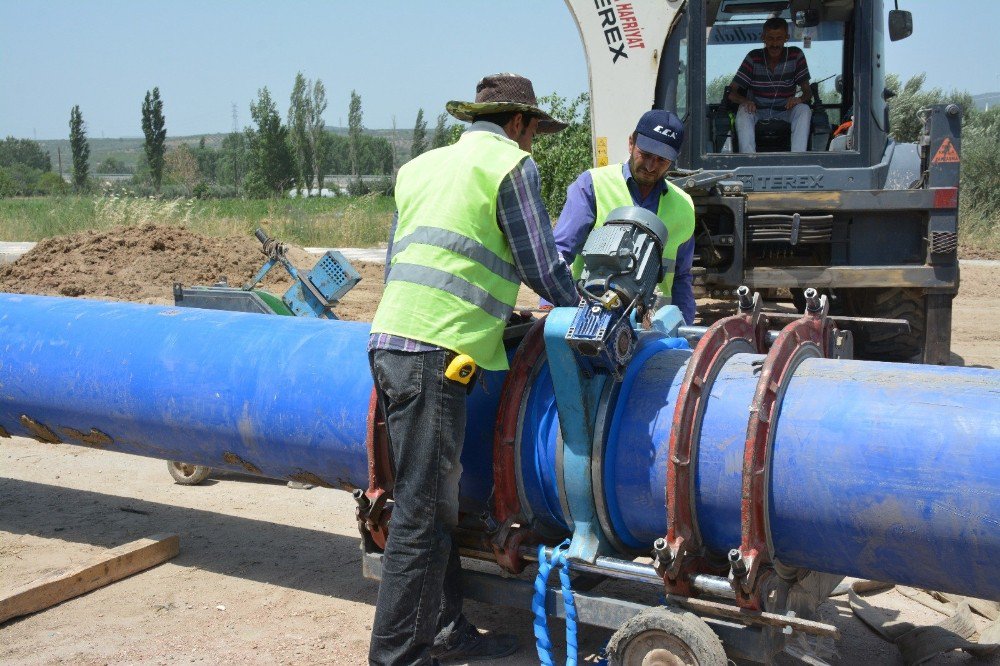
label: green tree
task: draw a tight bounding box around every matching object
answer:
[69,105,90,192]
[94,155,130,173]
[961,106,1000,219]
[219,130,247,189]
[194,137,219,182]
[0,168,15,198]
[359,135,393,174]
[309,79,328,192]
[37,171,69,195]
[0,137,51,171]
[245,87,294,197]
[885,73,973,144]
[0,163,43,195]
[410,108,428,159]
[141,87,167,192]
[431,112,451,149]
[164,144,201,195]
[96,156,128,174]
[348,90,363,177]
[532,93,593,216]
[288,72,312,194]
[319,132,349,174]
[706,75,730,106]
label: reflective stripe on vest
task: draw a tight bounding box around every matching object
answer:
[386,262,512,321]
[574,163,695,299]
[390,226,518,285]
[370,130,528,370]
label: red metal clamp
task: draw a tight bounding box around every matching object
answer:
[731,290,835,609]
[358,389,394,550]
[490,317,548,573]
[660,288,770,596]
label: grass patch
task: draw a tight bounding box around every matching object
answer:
[959,204,1000,259]
[0,194,395,248]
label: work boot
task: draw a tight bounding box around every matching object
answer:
[432,624,518,664]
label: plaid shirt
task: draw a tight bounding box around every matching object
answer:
[369,122,577,353]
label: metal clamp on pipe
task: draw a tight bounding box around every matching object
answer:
[659,286,770,596]
[359,390,393,550]
[730,288,845,609]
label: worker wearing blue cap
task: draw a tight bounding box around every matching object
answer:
[552,109,696,324]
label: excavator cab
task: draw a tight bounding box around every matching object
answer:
[704,0,839,155]
[566,0,961,364]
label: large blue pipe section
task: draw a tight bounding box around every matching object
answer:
[1,293,998,600]
[0,294,502,509]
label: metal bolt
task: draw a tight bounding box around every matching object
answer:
[736,285,753,312]
[653,538,667,553]
[803,287,821,313]
[353,488,371,511]
[728,548,747,576]
[480,511,499,533]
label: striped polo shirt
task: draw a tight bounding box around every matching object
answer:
[732,46,810,112]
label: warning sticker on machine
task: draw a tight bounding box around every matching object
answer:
[596,137,609,167]
[931,138,960,164]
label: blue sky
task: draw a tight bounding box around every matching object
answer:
[1,0,997,139]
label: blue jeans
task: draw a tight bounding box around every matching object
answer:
[368,349,471,666]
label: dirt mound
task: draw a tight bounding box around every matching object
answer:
[0,224,385,321]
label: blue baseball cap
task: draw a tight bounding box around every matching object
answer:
[634,109,684,162]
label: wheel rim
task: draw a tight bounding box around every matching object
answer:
[172,462,198,478]
[621,629,701,666]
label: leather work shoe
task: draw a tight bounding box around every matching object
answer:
[432,626,519,664]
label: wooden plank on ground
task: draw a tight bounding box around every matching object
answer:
[0,533,179,624]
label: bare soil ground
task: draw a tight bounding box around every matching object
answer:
[1,226,998,664]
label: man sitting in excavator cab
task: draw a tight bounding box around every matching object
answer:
[727,16,813,152]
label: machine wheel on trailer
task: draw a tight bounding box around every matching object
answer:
[166,461,212,485]
[607,606,728,666]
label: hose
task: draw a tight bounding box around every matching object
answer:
[533,540,578,666]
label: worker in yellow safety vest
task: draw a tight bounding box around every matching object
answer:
[367,73,579,666]
[553,109,696,324]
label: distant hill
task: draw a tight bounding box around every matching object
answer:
[36,127,417,173]
[972,92,1000,111]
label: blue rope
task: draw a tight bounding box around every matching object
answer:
[532,540,578,666]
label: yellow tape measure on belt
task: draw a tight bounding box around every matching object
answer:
[445,354,477,385]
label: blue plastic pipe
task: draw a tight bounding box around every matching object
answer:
[2,294,998,599]
[0,294,501,511]
[603,347,1000,599]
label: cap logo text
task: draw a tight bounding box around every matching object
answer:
[653,125,678,140]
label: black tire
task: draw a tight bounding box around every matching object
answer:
[842,287,925,361]
[607,606,728,666]
[167,460,212,485]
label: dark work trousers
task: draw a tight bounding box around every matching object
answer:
[368,348,471,666]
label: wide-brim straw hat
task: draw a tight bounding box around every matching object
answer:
[446,73,568,134]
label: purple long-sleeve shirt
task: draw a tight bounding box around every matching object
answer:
[551,163,696,325]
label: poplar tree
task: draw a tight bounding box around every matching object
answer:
[431,112,450,149]
[288,73,312,195]
[410,108,428,159]
[348,90,363,177]
[142,87,167,192]
[68,105,90,192]
[309,79,328,192]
